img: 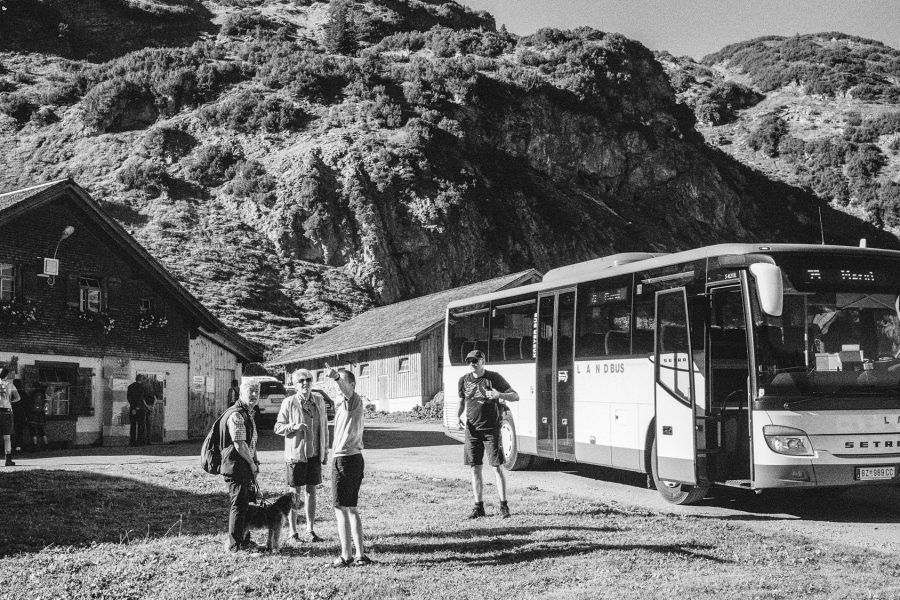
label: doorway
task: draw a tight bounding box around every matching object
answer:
[535,289,576,460]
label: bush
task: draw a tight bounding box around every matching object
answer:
[411,393,443,420]
[0,92,37,125]
[186,143,242,186]
[845,143,886,179]
[220,10,281,36]
[323,0,359,55]
[81,78,158,132]
[225,160,276,205]
[31,106,59,126]
[140,125,196,162]
[201,90,306,132]
[748,114,789,157]
[117,158,169,195]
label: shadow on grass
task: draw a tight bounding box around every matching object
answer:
[363,426,459,450]
[0,469,224,556]
[700,486,900,523]
[375,526,728,566]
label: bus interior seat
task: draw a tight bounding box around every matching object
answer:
[489,338,504,362]
[605,330,631,355]
[632,329,654,354]
[504,337,521,361]
[521,336,534,359]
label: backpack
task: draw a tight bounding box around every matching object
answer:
[200,406,238,475]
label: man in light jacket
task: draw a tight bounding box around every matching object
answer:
[274,368,329,542]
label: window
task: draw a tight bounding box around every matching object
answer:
[0,263,13,303]
[140,298,153,312]
[489,296,537,363]
[316,371,324,382]
[359,363,370,377]
[79,277,101,313]
[448,302,490,366]
[39,365,77,418]
[398,357,410,372]
[576,279,631,358]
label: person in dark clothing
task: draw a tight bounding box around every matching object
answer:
[142,381,157,445]
[11,378,28,453]
[126,375,145,446]
[27,384,48,451]
[222,381,261,552]
[456,349,519,519]
[227,379,240,408]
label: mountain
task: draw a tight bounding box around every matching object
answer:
[1,2,894,356]
[658,33,900,231]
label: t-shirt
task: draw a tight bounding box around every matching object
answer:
[126,382,144,411]
[458,370,512,430]
[0,379,17,411]
[332,392,364,457]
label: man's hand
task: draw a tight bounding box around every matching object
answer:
[292,422,307,433]
[323,362,339,380]
[250,461,259,475]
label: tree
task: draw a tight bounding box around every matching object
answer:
[324,0,358,55]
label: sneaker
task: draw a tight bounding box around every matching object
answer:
[4,457,14,467]
[499,502,511,519]
[331,557,351,568]
[306,531,322,543]
[467,503,486,519]
[353,555,373,567]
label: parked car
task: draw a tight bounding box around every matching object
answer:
[285,385,336,422]
[241,375,287,428]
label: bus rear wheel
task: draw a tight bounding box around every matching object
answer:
[650,436,709,505]
[500,413,532,471]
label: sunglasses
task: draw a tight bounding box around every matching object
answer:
[297,378,313,383]
[466,358,482,365]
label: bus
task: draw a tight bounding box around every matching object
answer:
[443,243,900,504]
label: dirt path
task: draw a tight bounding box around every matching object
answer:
[15,420,900,554]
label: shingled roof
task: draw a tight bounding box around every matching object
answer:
[0,179,264,362]
[268,269,542,366]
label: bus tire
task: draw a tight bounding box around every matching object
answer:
[500,413,532,471]
[650,436,709,505]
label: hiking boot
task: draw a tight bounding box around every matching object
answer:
[467,503,486,519]
[4,456,14,467]
[499,502,511,519]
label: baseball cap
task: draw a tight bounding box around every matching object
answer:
[465,349,485,362]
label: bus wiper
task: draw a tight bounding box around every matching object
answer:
[782,394,829,410]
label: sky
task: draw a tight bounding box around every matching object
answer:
[460,1,900,60]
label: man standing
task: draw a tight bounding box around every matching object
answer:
[457,349,519,519]
[127,375,145,446]
[227,379,240,408]
[274,369,329,543]
[325,366,371,567]
[222,381,260,552]
[0,368,20,466]
[142,379,157,445]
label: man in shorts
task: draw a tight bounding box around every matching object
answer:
[274,369,329,542]
[457,349,519,519]
[0,367,21,466]
[324,365,371,567]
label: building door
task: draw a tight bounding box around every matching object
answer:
[535,289,576,461]
[139,371,165,444]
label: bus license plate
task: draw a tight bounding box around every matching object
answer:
[856,466,896,481]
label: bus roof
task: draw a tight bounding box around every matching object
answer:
[447,243,900,309]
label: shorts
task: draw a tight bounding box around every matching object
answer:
[464,424,503,467]
[0,410,12,436]
[332,454,364,508]
[285,457,322,487]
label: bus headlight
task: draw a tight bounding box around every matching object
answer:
[763,425,814,456]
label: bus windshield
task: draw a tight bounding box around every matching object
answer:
[755,254,900,399]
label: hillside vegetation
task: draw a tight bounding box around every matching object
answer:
[1,4,894,356]
[660,33,900,230]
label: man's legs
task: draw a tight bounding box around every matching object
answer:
[304,483,318,537]
[492,465,507,502]
[470,464,483,502]
[347,507,365,559]
[3,434,13,466]
[288,486,301,538]
[129,414,138,445]
[142,411,152,444]
[226,471,251,551]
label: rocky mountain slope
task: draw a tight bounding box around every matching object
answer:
[658,33,900,231]
[1,2,895,356]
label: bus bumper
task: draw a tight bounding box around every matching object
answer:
[754,462,900,488]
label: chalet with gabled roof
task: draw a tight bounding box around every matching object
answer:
[0,179,263,447]
[268,270,541,411]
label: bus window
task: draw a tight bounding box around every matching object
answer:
[490,297,537,362]
[632,297,655,355]
[448,302,489,366]
[576,279,631,358]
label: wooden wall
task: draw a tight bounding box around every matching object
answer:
[418,326,443,403]
[188,334,241,438]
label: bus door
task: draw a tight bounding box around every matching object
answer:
[536,289,576,460]
[707,283,752,483]
[653,288,703,484]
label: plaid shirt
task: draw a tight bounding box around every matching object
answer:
[226,405,258,459]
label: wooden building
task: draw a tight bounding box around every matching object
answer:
[0,180,263,447]
[268,270,541,411]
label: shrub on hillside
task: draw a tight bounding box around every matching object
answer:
[200,90,306,133]
[140,125,196,162]
[845,143,886,179]
[221,10,281,37]
[117,157,169,195]
[0,79,15,93]
[0,92,37,125]
[31,106,59,126]
[748,114,789,157]
[694,81,764,126]
[186,143,242,186]
[81,78,158,132]
[324,0,359,55]
[253,45,348,104]
[225,160,276,205]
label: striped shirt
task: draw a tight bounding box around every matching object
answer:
[226,405,258,459]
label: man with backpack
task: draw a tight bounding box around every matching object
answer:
[222,380,261,552]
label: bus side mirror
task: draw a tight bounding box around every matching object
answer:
[750,263,783,317]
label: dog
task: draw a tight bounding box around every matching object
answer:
[245,493,299,551]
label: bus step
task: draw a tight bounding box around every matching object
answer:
[723,479,752,488]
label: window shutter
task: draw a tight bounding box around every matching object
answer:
[76,367,94,416]
[66,274,80,308]
[106,277,120,311]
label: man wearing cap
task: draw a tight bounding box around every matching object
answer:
[457,349,519,519]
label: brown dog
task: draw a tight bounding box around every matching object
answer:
[245,494,298,551]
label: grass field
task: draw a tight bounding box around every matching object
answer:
[3,445,900,599]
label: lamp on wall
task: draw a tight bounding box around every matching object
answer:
[42,225,75,287]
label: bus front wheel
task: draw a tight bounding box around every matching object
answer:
[500,413,533,471]
[650,436,709,505]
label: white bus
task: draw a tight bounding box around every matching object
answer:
[443,243,900,504]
